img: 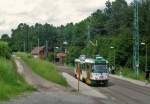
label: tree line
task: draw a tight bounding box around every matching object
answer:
[0,0,150,71]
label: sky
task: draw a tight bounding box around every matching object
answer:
[0,0,132,36]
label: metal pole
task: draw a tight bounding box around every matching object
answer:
[87,25,90,46]
[54,47,55,63]
[145,43,148,71]
[110,46,115,70]
[133,0,139,77]
[30,42,32,52]
[27,28,29,52]
[77,63,80,92]
[114,49,116,69]
[38,38,40,58]
[24,41,26,52]
[87,18,91,47]
[45,40,48,60]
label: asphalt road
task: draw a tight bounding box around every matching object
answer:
[94,77,150,104]
[57,65,150,104]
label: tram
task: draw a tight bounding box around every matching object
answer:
[74,55,109,86]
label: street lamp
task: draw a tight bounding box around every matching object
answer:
[63,41,68,45]
[110,46,115,73]
[63,41,68,54]
[54,47,59,63]
[141,42,148,72]
[110,46,114,49]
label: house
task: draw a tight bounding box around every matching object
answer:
[31,46,45,59]
[56,52,66,64]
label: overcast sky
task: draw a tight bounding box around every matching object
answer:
[0,0,132,36]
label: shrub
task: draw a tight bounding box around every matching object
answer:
[0,41,11,59]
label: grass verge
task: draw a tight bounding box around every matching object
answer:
[115,67,150,82]
[0,58,34,100]
[17,53,68,87]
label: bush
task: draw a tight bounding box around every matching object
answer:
[115,67,145,81]
[0,41,11,59]
[48,53,54,62]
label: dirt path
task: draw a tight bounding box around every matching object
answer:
[15,58,65,91]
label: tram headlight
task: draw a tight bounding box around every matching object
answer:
[90,74,95,80]
[90,73,97,80]
[102,73,108,79]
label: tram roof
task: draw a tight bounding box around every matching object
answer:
[75,58,95,64]
[75,57,108,64]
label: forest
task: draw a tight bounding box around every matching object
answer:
[0,0,150,71]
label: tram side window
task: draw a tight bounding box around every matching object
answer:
[75,63,77,69]
[80,63,86,71]
[83,63,85,70]
[86,64,91,71]
[80,64,82,70]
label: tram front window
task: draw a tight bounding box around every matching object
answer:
[92,65,107,73]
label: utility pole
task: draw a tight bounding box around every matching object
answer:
[87,18,91,47]
[37,25,40,58]
[38,38,40,58]
[27,28,29,52]
[141,42,148,71]
[30,42,33,52]
[45,40,48,60]
[110,46,115,72]
[23,41,26,52]
[133,0,139,78]
[87,25,90,46]
[145,42,148,71]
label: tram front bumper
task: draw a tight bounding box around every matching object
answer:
[90,79,108,85]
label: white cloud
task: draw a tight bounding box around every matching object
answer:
[0,0,131,36]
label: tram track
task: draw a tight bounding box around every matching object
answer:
[57,65,150,104]
[94,77,150,104]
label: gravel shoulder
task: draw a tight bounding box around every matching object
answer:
[109,74,150,88]
[62,72,107,98]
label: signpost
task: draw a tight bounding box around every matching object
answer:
[77,63,80,92]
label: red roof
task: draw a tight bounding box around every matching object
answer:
[57,52,65,57]
[31,46,45,55]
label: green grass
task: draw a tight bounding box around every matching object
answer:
[17,53,68,87]
[115,67,149,82]
[0,58,34,100]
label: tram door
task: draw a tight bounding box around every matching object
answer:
[86,63,91,81]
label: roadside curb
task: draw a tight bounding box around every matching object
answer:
[110,74,150,88]
[62,72,107,99]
